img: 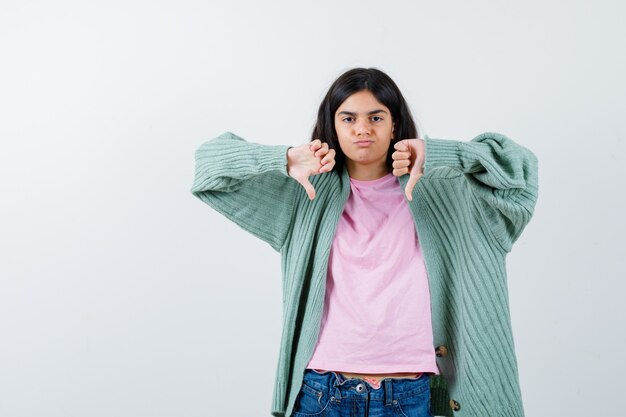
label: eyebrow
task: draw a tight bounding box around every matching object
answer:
[337,109,388,116]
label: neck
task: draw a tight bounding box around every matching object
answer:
[346,160,389,181]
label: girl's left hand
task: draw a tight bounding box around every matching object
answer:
[391,138,425,201]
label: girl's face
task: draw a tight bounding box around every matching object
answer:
[334,90,395,174]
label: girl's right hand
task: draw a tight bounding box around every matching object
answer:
[287,139,336,200]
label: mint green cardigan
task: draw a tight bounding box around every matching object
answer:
[190,131,539,417]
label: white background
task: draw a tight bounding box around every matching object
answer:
[1,1,624,416]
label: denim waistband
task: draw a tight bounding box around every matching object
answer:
[302,368,431,404]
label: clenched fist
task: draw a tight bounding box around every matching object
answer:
[391,138,425,201]
[287,139,336,200]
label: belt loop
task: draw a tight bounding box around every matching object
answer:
[332,372,343,401]
[384,378,393,406]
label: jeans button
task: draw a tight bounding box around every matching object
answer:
[435,345,449,357]
[356,383,365,392]
[450,399,461,411]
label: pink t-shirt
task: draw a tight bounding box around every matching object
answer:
[306,172,439,375]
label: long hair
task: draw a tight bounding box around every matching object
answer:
[311,67,419,174]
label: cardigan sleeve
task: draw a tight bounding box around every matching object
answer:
[422,132,539,253]
[190,131,298,252]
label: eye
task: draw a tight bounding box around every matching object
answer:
[342,117,353,122]
[372,116,383,122]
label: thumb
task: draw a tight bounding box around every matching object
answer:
[300,177,316,200]
[404,164,423,202]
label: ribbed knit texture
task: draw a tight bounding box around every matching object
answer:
[191,131,539,417]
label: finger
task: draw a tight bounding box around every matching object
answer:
[391,150,410,160]
[315,143,329,157]
[317,148,336,171]
[319,160,335,173]
[392,159,410,169]
[310,139,322,151]
[394,140,409,151]
[404,177,417,201]
[320,149,335,164]
[301,178,316,200]
[392,167,409,176]
[404,169,423,202]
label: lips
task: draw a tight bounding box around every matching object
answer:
[354,140,374,146]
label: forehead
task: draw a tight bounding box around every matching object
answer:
[336,90,388,113]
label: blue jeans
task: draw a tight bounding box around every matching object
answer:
[290,369,433,417]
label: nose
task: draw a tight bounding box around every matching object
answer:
[354,118,371,136]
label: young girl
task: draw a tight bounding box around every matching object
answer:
[191,67,538,417]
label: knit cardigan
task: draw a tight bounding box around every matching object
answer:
[190,131,539,417]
